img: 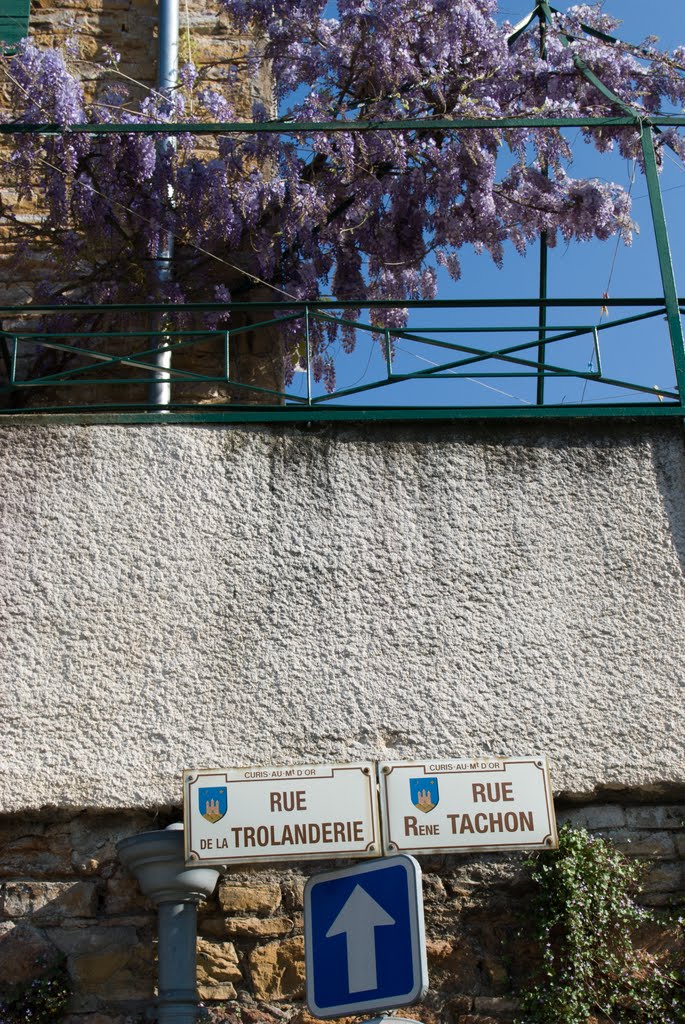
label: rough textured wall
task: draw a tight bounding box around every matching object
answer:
[1,420,685,813]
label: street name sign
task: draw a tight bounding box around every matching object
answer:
[304,855,428,1019]
[379,756,557,855]
[183,762,380,866]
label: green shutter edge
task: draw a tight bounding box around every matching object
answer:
[0,0,30,48]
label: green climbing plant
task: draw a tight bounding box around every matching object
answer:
[517,824,684,1024]
[0,956,71,1023]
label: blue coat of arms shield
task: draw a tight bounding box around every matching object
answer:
[409,776,439,813]
[199,786,227,823]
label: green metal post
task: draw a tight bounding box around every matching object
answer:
[536,7,548,406]
[305,307,312,406]
[537,239,548,406]
[591,327,602,378]
[640,124,685,403]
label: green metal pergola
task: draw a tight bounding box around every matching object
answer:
[0,1,683,423]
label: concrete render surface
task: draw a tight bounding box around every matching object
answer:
[1,420,684,812]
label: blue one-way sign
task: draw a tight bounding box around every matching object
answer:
[304,855,428,1019]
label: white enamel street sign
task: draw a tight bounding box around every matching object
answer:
[183,762,381,866]
[378,757,557,855]
[304,855,428,1019]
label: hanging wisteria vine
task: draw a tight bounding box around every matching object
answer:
[2,1,684,387]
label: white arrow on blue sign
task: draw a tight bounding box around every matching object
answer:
[304,855,428,1019]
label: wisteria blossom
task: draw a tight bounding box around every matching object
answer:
[1,1,684,388]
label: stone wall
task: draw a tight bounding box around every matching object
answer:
[0,800,682,1023]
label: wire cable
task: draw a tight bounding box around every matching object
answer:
[394,341,533,404]
[579,158,637,404]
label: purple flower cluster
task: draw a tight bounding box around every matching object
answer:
[3,1,685,382]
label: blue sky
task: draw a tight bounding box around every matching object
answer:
[284,1,685,409]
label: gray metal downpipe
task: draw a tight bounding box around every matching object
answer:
[157,902,200,1022]
[117,823,220,1023]
[149,0,179,407]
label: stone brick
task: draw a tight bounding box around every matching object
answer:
[423,873,447,903]
[483,956,510,993]
[200,914,232,938]
[0,881,98,922]
[0,921,60,987]
[69,937,154,1003]
[197,937,242,1000]
[426,938,481,992]
[72,948,130,988]
[239,1007,284,1024]
[642,862,682,894]
[473,996,519,1017]
[0,828,72,878]
[49,924,139,959]
[67,814,153,876]
[281,878,306,912]
[218,882,282,914]
[43,882,98,922]
[625,806,685,830]
[612,832,676,859]
[224,915,294,938]
[0,881,34,917]
[641,892,679,908]
[0,795,682,1021]
[557,805,626,830]
[250,937,305,1000]
[105,874,154,915]
[447,995,474,1014]
[634,920,684,956]
[288,1011,338,1024]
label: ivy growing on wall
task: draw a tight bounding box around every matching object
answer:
[517,824,685,1024]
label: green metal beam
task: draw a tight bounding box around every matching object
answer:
[0,404,682,425]
[1,116,683,137]
[0,298,676,314]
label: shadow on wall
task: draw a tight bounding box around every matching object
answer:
[0,810,164,1016]
[650,429,685,578]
